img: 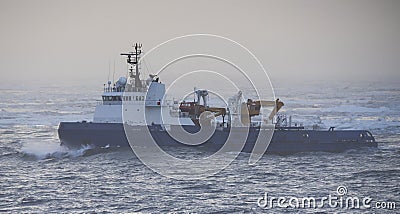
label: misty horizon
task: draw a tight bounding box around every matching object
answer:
[1,0,399,88]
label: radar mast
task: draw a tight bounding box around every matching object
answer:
[121,43,143,91]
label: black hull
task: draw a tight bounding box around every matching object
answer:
[58,122,377,154]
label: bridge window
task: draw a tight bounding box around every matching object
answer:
[102,96,123,101]
[102,96,113,101]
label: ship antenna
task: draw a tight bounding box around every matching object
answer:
[121,43,143,91]
[113,60,115,83]
[108,60,111,82]
[112,60,116,84]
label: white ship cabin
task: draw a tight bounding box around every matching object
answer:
[100,77,148,106]
[92,44,194,126]
[93,75,195,126]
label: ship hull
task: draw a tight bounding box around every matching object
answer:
[58,122,377,154]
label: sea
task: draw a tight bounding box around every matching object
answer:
[0,80,398,213]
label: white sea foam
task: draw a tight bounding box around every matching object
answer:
[20,141,92,159]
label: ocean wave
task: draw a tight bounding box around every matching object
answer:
[321,105,390,113]
[352,169,400,178]
[19,142,93,160]
[1,130,15,134]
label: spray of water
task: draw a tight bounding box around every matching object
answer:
[20,141,93,159]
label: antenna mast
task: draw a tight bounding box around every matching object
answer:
[121,43,143,91]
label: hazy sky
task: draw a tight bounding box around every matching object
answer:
[0,0,399,87]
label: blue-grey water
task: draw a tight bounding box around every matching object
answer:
[0,81,399,213]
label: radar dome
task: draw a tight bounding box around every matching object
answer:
[117,76,127,85]
[116,76,127,88]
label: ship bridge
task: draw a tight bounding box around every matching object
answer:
[93,43,194,126]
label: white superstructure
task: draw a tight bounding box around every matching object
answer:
[93,43,195,126]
